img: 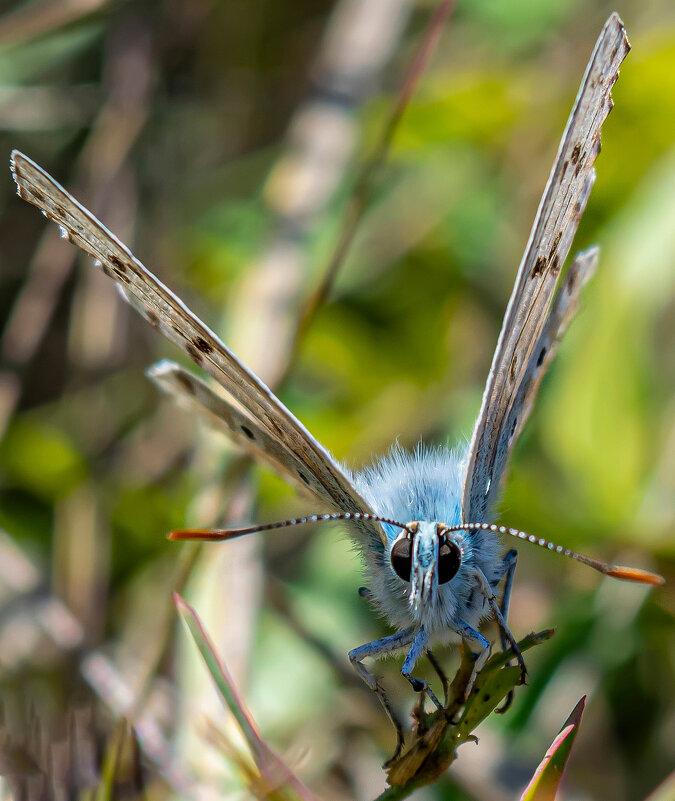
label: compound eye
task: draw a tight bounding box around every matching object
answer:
[438,539,461,584]
[390,537,412,582]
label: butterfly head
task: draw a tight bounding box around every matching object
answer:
[390,521,463,613]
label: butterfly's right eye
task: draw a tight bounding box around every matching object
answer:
[391,537,412,582]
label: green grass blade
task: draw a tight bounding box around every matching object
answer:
[174,592,318,801]
[174,592,265,756]
[519,696,586,801]
[642,772,675,801]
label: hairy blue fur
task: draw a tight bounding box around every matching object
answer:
[346,444,505,638]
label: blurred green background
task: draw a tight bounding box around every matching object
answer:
[0,1,672,799]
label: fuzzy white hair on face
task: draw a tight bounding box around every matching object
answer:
[345,444,504,635]
[350,443,465,538]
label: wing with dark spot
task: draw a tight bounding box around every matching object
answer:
[11,151,382,543]
[500,246,598,467]
[462,13,629,522]
[147,360,337,503]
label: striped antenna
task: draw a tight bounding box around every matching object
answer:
[169,512,411,542]
[440,523,665,587]
[170,515,664,587]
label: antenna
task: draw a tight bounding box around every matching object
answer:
[170,515,664,587]
[439,522,664,586]
[169,512,411,541]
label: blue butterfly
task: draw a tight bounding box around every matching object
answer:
[10,12,661,763]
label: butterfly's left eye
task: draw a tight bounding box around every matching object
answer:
[438,538,461,584]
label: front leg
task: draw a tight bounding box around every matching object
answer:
[452,620,491,697]
[401,627,443,710]
[358,587,450,708]
[349,627,415,762]
[474,564,526,684]
[498,549,518,654]
[496,549,518,713]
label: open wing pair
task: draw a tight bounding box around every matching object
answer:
[10,14,629,536]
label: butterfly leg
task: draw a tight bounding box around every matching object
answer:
[426,649,449,705]
[496,549,518,713]
[411,649,449,732]
[453,620,491,697]
[497,549,518,648]
[474,565,526,685]
[401,627,443,710]
[349,627,415,761]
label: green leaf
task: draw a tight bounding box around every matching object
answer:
[457,666,521,739]
[519,696,586,801]
[173,593,318,801]
[383,631,555,796]
[643,773,675,801]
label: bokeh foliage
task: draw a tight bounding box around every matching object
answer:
[0,1,672,799]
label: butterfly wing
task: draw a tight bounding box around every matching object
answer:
[11,151,383,543]
[147,359,338,504]
[461,13,629,522]
[509,246,598,447]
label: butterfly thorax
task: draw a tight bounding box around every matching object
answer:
[348,445,504,634]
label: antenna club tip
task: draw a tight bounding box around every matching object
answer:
[168,529,225,541]
[168,530,195,540]
[606,566,665,586]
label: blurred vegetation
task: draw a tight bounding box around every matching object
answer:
[0,1,673,800]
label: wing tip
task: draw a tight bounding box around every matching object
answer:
[145,359,181,380]
[569,244,600,279]
[605,11,628,43]
[9,149,35,178]
[606,11,625,29]
[604,12,630,59]
[9,149,24,186]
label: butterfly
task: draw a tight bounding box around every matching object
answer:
[10,12,662,763]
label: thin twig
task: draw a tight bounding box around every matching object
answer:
[287,0,456,371]
[378,630,555,800]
